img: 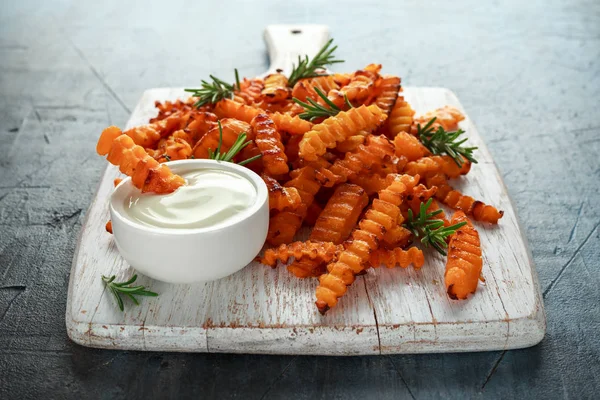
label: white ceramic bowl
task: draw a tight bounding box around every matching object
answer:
[109,159,269,284]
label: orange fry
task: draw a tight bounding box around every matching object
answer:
[315,174,419,313]
[287,258,327,278]
[328,64,381,107]
[259,241,342,268]
[299,104,387,161]
[414,105,465,132]
[373,75,401,115]
[292,75,340,103]
[384,94,414,138]
[252,113,289,175]
[124,111,190,148]
[270,113,313,135]
[214,98,261,123]
[315,135,394,187]
[99,133,184,194]
[261,73,291,103]
[191,119,250,159]
[426,174,503,224]
[445,211,482,299]
[267,166,321,245]
[310,184,369,244]
[369,247,424,269]
[262,174,302,212]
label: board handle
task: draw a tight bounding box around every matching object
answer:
[263,24,331,77]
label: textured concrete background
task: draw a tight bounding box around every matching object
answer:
[1,0,599,398]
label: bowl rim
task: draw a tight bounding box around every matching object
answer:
[109,159,268,235]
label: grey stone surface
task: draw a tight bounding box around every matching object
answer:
[1,0,599,398]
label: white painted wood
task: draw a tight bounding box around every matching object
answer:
[65,86,545,354]
[262,24,331,77]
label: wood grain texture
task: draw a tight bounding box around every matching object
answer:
[65,87,545,354]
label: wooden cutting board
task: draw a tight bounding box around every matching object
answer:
[66,25,545,355]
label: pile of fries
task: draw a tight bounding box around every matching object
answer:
[96,41,503,314]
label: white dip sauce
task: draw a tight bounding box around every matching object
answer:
[126,169,256,229]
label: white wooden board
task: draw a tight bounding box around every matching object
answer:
[65,86,545,355]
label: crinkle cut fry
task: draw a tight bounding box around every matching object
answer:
[414,105,465,132]
[403,184,449,226]
[328,64,381,108]
[237,77,264,104]
[382,225,412,249]
[214,98,261,123]
[374,75,401,115]
[100,133,184,194]
[150,98,195,123]
[270,113,313,135]
[186,111,218,144]
[291,75,340,103]
[123,111,190,148]
[154,136,192,162]
[299,104,387,162]
[369,247,424,269]
[259,241,342,267]
[384,94,414,138]
[287,258,327,278]
[336,135,365,153]
[256,101,303,115]
[426,173,504,224]
[261,73,291,103]
[252,113,289,175]
[315,174,419,314]
[403,155,470,180]
[405,184,437,215]
[348,172,388,195]
[393,131,430,161]
[445,211,483,299]
[192,118,251,159]
[262,174,302,212]
[315,134,394,187]
[266,166,321,245]
[310,183,369,244]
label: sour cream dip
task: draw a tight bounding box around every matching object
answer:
[125,168,257,230]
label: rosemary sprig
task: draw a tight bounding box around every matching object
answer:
[417,117,478,167]
[403,199,467,256]
[208,121,262,165]
[184,74,235,108]
[293,87,352,121]
[101,274,158,312]
[234,68,241,91]
[287,39,344,87]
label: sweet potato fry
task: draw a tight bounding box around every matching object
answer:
[262,174,302,212]
[445,211,483,299]
[426,173,503,223]
[369,247,424,269]
[261,73,291,103]
[299,104,387,161]
[252,114,289,176]
[99,133,184,194]
[310,184,369,244]
[315,174,419,313]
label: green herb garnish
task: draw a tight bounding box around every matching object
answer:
[293,87,352,121]
[417,117,478,167]
[234,68,241,91]
[185,74,235,108]
[287,39,344,87]
[208,121,262,166]
[403,199,467,255]
[101,274,158,312]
